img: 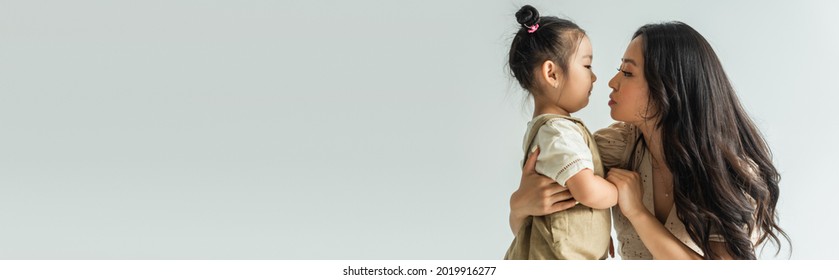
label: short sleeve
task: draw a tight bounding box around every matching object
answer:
[593,122,636,169]
[532,119,594,186]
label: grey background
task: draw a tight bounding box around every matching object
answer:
[1,0,836,259]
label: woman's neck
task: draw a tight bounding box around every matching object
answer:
[637,121,668,170]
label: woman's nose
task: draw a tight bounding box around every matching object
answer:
[608,71,619,91]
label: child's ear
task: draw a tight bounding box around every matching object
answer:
[540,60,562,88]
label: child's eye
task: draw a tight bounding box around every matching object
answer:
[584,65,592,69]
[616,67,632,77]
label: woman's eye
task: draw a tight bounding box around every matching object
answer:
[616,68,632,77]
[585,65,592,69]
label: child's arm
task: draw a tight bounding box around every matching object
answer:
[564,169,617,209]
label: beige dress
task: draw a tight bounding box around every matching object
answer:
[594,122,728,259]
[504,114,611,260]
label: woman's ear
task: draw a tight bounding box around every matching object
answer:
[540,60,562,89]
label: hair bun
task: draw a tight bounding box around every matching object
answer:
[515,5,540,27]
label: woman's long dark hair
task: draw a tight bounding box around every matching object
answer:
[629,22,789,259]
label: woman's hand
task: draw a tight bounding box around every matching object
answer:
[607,169,707,259]
[509,147,577,234]
[606,168,647,221]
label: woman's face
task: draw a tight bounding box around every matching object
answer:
[608,36,653,126]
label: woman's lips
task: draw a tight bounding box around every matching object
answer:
[608,99,617,106]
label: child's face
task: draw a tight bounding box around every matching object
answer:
[607,36,653,125]
[556,36,596,113]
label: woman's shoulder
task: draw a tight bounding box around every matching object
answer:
[593,122,638,145]
[593,122,639,168]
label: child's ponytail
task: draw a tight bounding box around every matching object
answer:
[507,5,585,92]
[516,5,540,33]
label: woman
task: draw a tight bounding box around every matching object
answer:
[509,22,789,259]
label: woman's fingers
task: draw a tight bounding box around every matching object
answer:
[607,169,632,186]
[608,168,646,219]
[608,168,640,181]
[608,167,628,173]
[607,168,631,178]
[550,182,568,191]
[532,174,557,188]
[550,198,578,213]
[522,146,540,173]
[549,187,574,203]
[606,172,626,184]
[529,185,572,215]
[541,182,569,202]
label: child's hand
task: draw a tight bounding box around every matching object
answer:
[606,168,647,221]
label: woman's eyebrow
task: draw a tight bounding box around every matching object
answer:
[621,58,637,66]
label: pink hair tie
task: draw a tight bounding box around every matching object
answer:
[526,23,539,33]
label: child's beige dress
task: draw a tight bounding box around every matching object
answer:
[504,114,611,260]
